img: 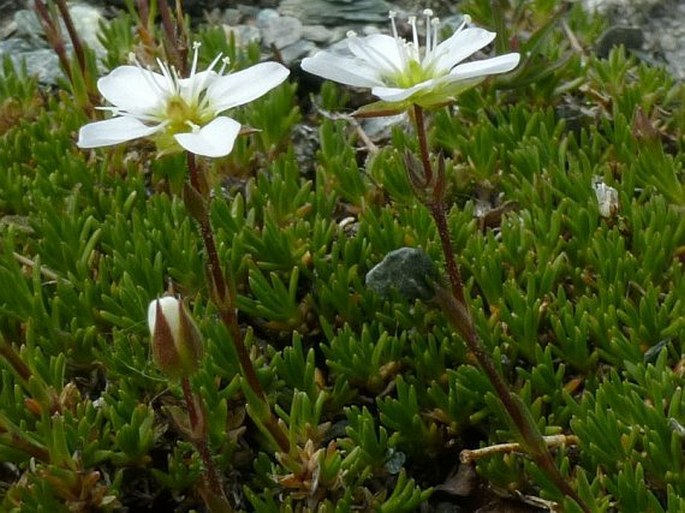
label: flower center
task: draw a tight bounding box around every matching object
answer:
[165,95,206,133]
[383,10,471,88]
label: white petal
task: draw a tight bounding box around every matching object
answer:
[174,116,241,158]
[77,116,161,148]
[347,34,403,75]
[97,66,168,114]
[429,27,497,72]
[178,70,219,100]
[372,81,432,102]
[207,62,290,112]
[148,297,181,337]
[448,53,521,81]
[301,51,384,88]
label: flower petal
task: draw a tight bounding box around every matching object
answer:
[347,34,403,75]
[301,51,385,88]
[429,27,497,72]
[207,62,290,112]
[77,116,161,148]
[372,81,432,103]
[97,66,168,114]
[174,116,241,158]
[448,53,521,81]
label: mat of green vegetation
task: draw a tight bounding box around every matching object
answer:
[1,1,685,512]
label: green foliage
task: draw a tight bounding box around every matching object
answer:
[3,2,685,511]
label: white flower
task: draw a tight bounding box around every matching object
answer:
[301,10,520,110]
[77,44,290,158]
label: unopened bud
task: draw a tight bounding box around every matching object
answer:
[148,296,203,379]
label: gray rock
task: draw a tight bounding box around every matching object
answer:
[236,4,261,19]
[595,26,644,58]
[8,49,61,84]
[365,247,438,302]
[279,0,395,25]
[222,8,243,26]
[262,15,302,49]
[13,9,43,45]
[13,3,105,54]
[661,33,677,52]
[301,24,338,44]
[279,38,317,64]
[255,8,280,29]
[3,3,105,84]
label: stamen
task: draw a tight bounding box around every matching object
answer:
[388,11,399,40]
[185,120,201,133]
[204,52,224,74]
[424,10,432,56]
[156,58,177,93]
[194,53,225,104]
[431,17,440,52]
[408,15,419,50]
[387,10,407,69]
[190,41,201,76]
[218,56,231,75]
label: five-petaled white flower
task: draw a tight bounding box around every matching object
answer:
[301,10,520,112]
[77,44,290,158]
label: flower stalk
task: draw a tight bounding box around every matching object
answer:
[185,154,291,454]
[181,377,232,511]
[410,105,590,513]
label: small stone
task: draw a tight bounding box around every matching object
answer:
[237,4,261,18]
[660,33,677,51]
[365,247,438,302]
[595,25,644,58]
[222,8,243,25]
[262,16,302,49]
[362,113,409,141]
[280,39,317,64]
[256,8,280,29]
[10,49,62,84]
[279,0,394,25]
[301,25,336,44]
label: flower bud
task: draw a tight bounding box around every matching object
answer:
[148,296,204,379]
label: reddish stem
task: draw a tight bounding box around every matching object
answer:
[182,377,225,502]
[186,154,290,454]
[411,104,590,513]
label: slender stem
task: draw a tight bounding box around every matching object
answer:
[54,0,86,77]
[429,202,466,307]
[413,104,433,186]
[33,0,72,84]
[157,0,182,72]
[412,105,590,513]
[186,154,290,454]
[182,377,223,495]
[0,337,32,382]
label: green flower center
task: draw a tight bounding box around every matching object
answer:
[165,95,207,133]
[389,59,440,88]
